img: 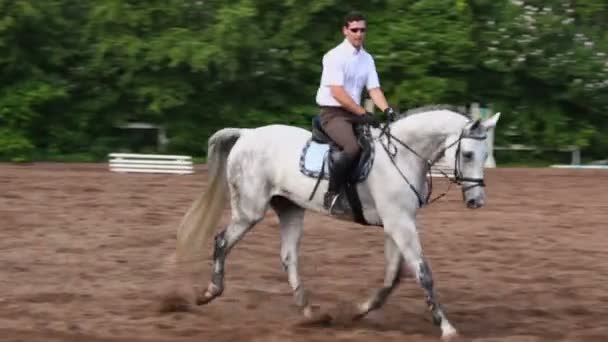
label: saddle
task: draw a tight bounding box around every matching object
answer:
[299,116,375,225]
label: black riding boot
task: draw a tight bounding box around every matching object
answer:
[324,151,356,210]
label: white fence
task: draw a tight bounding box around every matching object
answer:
[431,143,585,177]
[551,164,608,170]
[431,161,455,178]
[108,153,194,175]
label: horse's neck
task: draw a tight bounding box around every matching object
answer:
[391,117,461,159]
[393,130,446,163]
[384,111,467,174]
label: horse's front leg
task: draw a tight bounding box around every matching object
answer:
[386,217,458,341]
[353,234,403,319]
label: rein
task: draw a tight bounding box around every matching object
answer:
[375,119,486,207]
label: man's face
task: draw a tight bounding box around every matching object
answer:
[343,20,366,48]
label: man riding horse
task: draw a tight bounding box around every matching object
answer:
[315,11,397,211]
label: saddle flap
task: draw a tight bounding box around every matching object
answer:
[299,137,374,184]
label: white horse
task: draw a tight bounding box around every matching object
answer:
[174,105,500,340]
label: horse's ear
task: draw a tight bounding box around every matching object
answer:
[470,119,481,132]
[481,112,501,130]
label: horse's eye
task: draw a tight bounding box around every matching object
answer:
[462,151,474,160]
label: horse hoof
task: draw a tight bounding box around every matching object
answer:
[296,306,332,326]
[195,284,222,305]
[441,330,460,342]
[298,313,333,327]
[195,294,214,305]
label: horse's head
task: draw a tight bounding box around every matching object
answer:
[445,112,501,209]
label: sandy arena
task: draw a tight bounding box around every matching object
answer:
[0,163,607,341]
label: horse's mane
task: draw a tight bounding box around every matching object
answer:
[394,104,471,121]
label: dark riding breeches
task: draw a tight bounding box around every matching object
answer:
[319,106,361,157]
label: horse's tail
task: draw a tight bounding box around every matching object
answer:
[175,128,242,268]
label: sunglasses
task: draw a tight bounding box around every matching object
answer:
[349,28,366,33]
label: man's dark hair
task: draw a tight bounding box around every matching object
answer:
[343,11,366,28]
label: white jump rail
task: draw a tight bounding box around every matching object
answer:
[431,160,455,179]
[108,153,194,175]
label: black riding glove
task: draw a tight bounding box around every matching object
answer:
[384,107,397,122]
[359,112,380,128]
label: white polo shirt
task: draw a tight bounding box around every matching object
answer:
[315,39,380,107]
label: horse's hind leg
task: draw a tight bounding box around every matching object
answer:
[353,233,403,319]
[196,182,270,305]
[270,197,319,319]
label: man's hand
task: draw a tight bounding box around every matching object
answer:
[384,107,397,122]
[358,112,380,128]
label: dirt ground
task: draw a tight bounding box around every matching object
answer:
[1,163,607,342]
